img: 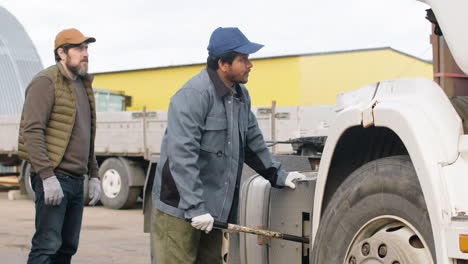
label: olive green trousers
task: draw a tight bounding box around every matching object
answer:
[151,209,223,264]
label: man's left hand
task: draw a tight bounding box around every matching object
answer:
[88,177,101,206]
[284,171,306,189]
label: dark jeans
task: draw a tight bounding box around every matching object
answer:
[27,172,84,264]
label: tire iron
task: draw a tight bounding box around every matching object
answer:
[214,221,309,244]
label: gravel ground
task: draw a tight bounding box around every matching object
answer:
[0,192,150,264]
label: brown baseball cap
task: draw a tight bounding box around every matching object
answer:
[54,28,96,50]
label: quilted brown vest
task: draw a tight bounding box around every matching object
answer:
[17,63,96,169]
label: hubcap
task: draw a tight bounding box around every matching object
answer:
[102,169,122,198]
[345,217,433,264]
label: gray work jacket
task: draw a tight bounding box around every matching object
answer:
[152,68,288,222]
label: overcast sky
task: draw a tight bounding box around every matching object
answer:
[1,0,433,73]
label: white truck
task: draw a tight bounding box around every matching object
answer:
[142,1,468,263]
[0,105,334,208]
[2,0,468,262]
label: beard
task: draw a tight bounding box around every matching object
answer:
[226,71,248,84]
[65,57,88,77]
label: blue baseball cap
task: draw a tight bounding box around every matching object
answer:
[207,27,264,57]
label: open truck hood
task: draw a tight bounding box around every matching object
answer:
[420,0,468,75]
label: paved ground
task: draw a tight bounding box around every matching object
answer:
[0,192,150,264]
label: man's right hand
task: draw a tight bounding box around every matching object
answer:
[191,213,214,233]
[42,176,64,206]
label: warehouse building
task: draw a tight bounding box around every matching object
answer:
[93,47,432,111]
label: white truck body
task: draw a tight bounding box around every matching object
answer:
[317,77,468,262]
[2,0,467,262]
[0,105,335,158]
[0,105,336,208]
[235,79,468,264]
[424,0,468,75]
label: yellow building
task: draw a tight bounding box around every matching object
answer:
[93,47,432,111]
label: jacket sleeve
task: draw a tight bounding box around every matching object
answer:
[22,76,55,179]
[244,107,288,188]
[165,88,210,219]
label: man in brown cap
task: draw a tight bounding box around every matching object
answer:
[18,28,101,263]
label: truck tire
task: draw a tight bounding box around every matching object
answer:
[20,162,35,201]
[99,157,140,209]
[311,155,436,264]
[83,174,90,205]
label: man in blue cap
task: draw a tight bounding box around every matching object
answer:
[150,27,305,264]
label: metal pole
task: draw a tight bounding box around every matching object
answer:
[213,221,309,244]
[271,100,277,154]
[142,106,149,160]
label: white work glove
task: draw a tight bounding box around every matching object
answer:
[88,177,101,206]
[43,176,64,206]
[191,213,214,233]
[284,171,306,189]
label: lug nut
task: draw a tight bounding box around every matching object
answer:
[348,255,356,264]
[361,242,370,256]
[378,244,387,258]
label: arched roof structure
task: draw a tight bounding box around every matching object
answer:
[0,6,43,115]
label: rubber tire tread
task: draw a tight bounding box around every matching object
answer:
[311,155,435,263]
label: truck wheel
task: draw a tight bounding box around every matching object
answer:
[83,174,90,205]
[99,158,140,209]
[311,155,435,264]
[20,162,35,201]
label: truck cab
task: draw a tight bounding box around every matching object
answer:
[134,1,468,263]
[226,1,468,263]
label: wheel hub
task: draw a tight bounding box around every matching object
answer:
[345,219,433,264]
[102,169,122,198]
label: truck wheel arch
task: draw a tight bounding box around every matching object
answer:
[314,95,456,262]
[320,126,408,215]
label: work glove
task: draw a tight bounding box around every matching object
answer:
[191,213,214,233]
[88,177,101,206]
[284,171,306,189]
[43,176,64,206]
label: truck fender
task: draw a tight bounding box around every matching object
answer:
[312,78,462,262]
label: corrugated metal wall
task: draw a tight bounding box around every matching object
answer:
[0,6,43,115]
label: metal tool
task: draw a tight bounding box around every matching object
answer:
[213,221,309,244]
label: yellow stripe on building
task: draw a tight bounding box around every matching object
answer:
[92,47,432,111]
